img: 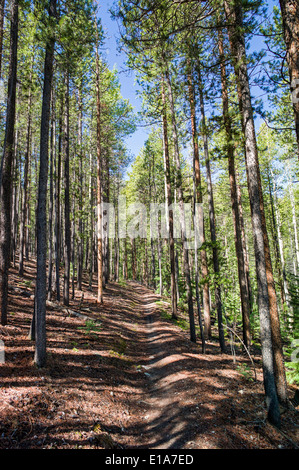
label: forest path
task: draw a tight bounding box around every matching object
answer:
[128,282,197,449]
[1,265,298,450]
[119,282,299,450]
[122,281,236,449]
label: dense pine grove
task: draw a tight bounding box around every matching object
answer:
[0,0,298,449]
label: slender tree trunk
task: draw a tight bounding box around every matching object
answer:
[0,0,5,79]
[71,166,75,300]
[34,0,56,367]
[187,60,211,340]
[47,88,55,300]
[11,124,20,268]
[131,238,136,281]
[224,0,281,425]
[163,59,196,343]
[257,165,288,407]
[149,151,156,290]
[193,174,205,353]
[95,36,103,304]
[266,165,286,307]
[19,65,33,276]
[114,182,120,283]
[161,77,177,319]
[236,170,252,309]
[63,70,71,306]
[25,151,31,261]
[279,0,299,157]
[88,152,94,291]
[55,96,62,302]
[0,0,18,325]
[197,62,225,352]
[77,82,83,291]
[231,13,288,406]
[218,30,251,348]
[270,170,291,309]
[102,147,110,285]
[288,176,299,271]
[123,238,128,280]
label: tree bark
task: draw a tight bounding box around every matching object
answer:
[218,29,251,348]
[161,76,177,319]
[197,62,225,352]
[224,0,281,425]
[0,0,18,326]
[95,36,103,304]
[88,151,94,291]
[77,82,83,291]
[19,62,33,276]
[63,70,71,306]
[236,170,252,310]
[47,87,55,300]
[54,96,63,302]
[35,0,56,367]
[288,175,299,272]
[279,0,299,157]
[187,60,211,340]
[163,59,196,343]
[0,0,5,79]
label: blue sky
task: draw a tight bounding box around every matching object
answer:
[99,0,279,162]
[99,1,149,160]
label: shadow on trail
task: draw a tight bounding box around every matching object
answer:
[1,273,290,450]
[119,282,259,450]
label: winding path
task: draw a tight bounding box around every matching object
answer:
[126,282,204,449]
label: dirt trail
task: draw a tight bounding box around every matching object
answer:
[124,282,299,450]
[133,283,193,449]
[0,267,298,449]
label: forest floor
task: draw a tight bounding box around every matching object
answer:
[0,260,298,450]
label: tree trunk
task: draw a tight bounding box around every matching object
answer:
[71,166,75,300]
[63,70,71,306]
[0,0,5,79]
[187,60,211,340]
[0,0,18,326]
[236,170,252,310]
[163,59,196,343]
[11,122,20,268]
[95,38,103,303]
[218,30,251,348]
[47,87,55,300]
[271,170,291,310]
[186,65,206,351]
[19,63,33,276]
[88,152,94,291]
[35,0,56,367]
[161,77,177,319]
[224,0,281,425]
[279,0,299,157]
[131,238,136,281]
[288,175,299,272]
[266,164,286,307]
[197,62,225,352]
[77,82,83,291]
[54,96,63,302]
[123,238,128,280]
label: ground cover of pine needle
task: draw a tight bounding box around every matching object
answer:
[0,260,298,449]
